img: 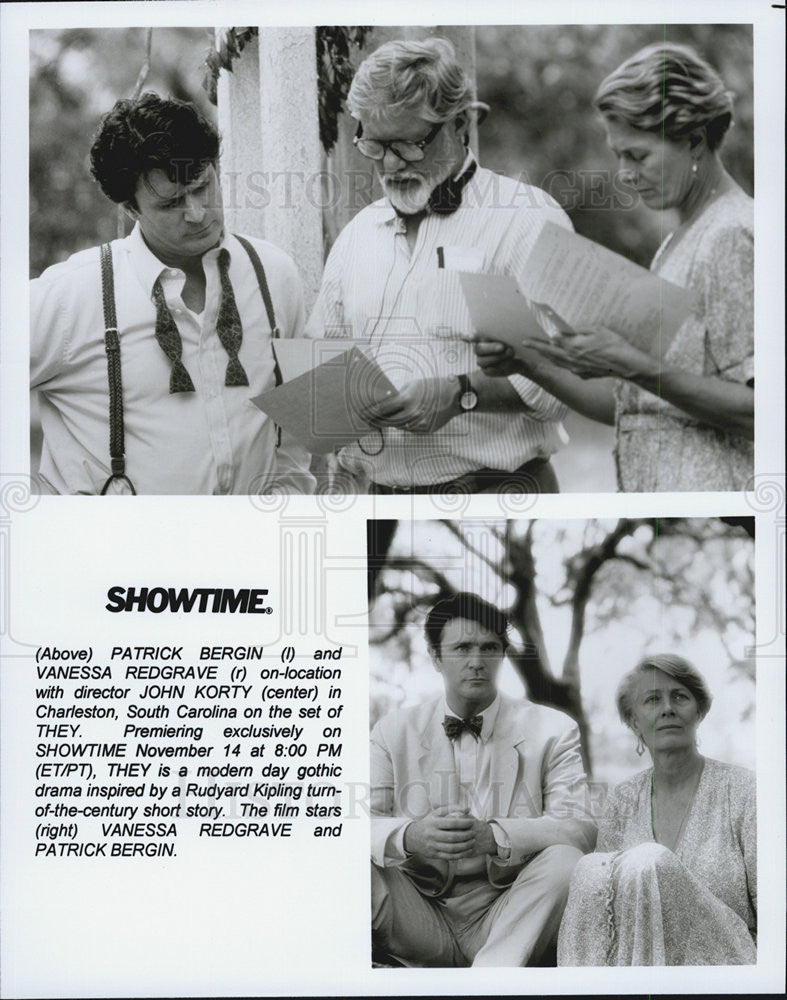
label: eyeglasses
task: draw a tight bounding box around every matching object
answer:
[353,121,444,163]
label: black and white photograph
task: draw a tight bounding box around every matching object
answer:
[367,516,757,967]
[27,21,754,495]
[1,1,784,997]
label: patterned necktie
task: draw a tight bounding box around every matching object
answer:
[152,279,195,393]
[216,248,249,387]
[442,715,483,742]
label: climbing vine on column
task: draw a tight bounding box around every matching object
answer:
[203,26,373,154]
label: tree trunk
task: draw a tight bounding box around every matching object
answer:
[503,522,595,770]
[367,519,399,602]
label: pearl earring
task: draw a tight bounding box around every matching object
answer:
[636,734,646,756]
[691,162,698,174]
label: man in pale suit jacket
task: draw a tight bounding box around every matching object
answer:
[371,592,597,966]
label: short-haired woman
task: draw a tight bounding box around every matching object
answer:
[557,654,756,965]
[475,43,753,492]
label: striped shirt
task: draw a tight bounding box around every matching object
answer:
[306,158,570,487]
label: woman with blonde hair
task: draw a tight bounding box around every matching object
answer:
[557,654,756,965]
[475,43,753,492]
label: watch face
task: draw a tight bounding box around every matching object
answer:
[459,390,478,411]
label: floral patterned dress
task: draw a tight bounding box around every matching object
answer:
[615,188,754,492]
[557,758,756,965]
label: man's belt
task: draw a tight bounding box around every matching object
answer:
[369,456,555,495]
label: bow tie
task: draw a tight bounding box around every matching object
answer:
[442,714,483,742]
[152,248,249,394]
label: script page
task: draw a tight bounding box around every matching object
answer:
[253,345,396,453]
[517,221,696,355]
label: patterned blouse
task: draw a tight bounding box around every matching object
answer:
[598,757,756,934]
[615,187,754,492]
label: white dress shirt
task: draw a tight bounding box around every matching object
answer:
[31,226,314,495]
[386,695,511,874]
[306,157,570,487]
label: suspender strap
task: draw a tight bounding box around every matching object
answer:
[99,243,136,495]
[234,234,283,387]
[97,236,283,495]
[235,234,283,446]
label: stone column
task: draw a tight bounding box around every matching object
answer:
[217,33,263,240]
[218,29,323,311]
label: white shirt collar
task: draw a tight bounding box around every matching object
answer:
[126,222,235,296]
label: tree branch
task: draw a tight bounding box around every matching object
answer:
[505,521,554,678]
[562,519,645,687]
[367,519,398,603]
[132,28,153,99]
[384,557,453,596]
[118,28,153,240]
[615,553,652,571]
[439,519,504,577]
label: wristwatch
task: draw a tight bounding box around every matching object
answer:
[456,373,479,412]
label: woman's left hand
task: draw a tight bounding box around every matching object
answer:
[531,328,658,381]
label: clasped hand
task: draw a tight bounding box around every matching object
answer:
[403,806,497,861]
[361,377,458,434]
[473,328,656,381]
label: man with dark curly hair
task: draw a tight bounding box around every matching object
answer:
[30,92,313,494]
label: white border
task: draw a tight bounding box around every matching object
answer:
[2,1,784,997]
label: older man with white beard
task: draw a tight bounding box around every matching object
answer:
[307,37,572,494]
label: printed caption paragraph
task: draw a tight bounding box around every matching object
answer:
[33,643,347,858]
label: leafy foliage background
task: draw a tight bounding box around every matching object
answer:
[29,24,752,277]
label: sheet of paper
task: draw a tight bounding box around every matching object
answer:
[459,271,552,353]
[516,221,697,357]
[252,345,396,453]
[271,338,370,382]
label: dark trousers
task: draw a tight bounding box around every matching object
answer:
[369,456,559,495]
